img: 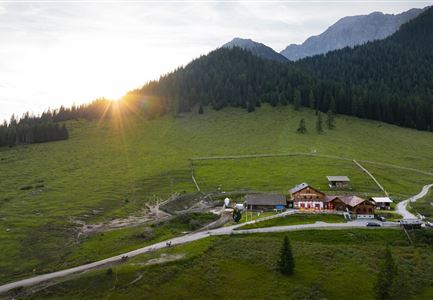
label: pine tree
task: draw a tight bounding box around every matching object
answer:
[247,101,255,112]
[294,89,301,111]
[330,96,336,113]
[430,105,433,132]
[308,90,315,109]
[198,104,204,114]
[316,113,323,133]
[327,110,335,129]
[278,236,294,275]
[297,119,306,134]
[232,207,242,223]
[374,247,396,300]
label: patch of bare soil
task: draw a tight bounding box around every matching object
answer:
[73,205,171,238]
[131,253,186,266]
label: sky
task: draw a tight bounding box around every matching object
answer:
[0,0,431,122]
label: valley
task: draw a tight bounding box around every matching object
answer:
[1,105,433,290]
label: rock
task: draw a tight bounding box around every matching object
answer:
[280,8,425,60]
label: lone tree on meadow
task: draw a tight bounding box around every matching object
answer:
[278,236,295,275]
[327,110,335,129]
[297,118,306,134]
[316,112,323,133]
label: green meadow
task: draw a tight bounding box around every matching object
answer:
[1,105,433,284]
[22,229,433,300]
[194,156,381,196]
[411,189,433,221]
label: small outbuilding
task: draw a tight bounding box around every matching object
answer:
[370,197,393,210]
[327,176,351,189]
[245,194,287,211]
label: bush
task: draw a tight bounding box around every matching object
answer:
[20,185,33,190]
[133,227,155,241]
[189,219,201,231]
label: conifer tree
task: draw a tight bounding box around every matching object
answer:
[327,110,335,129]
[247,101,255,112]
[294,89,301,111]
[297,118,306,134]
[198,104,204,114]
[232,207,242,223]
[316,112,323,133]
[430,105,433,132]
[278,236,294,275]
[308,90,315,109]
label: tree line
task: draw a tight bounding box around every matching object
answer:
[2,7,433,144]
[0,120,68,147]
[297,7,433,131]
[135,39,433,131]
[0,98,115,147]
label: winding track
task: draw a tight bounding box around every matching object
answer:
[1,184,432,295]
[396,183,433,219]
[0,219,390,295]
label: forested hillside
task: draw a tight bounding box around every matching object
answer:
[2,7,433,144]
[297,7,433,130]
[0,99,114,147]
[130,7,433,131]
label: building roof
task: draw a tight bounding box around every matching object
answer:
[370,197,393,203]
[324,196,340,203]
[325,195,369,207]
[327,176,350,182]
[245,194,286,206]
[289,182,309,194]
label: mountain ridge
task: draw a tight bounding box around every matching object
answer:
[280,7,426,60]
[222,37,288,63]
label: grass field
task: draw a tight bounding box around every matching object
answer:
[236,213,345,230]
[194,156,381,196]
[2,104,433,285]
[20,229,433,300]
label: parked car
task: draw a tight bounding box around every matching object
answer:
[375,215,386,222]
[425,221,433,228]
[366,222,381,227]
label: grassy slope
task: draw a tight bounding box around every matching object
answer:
[1,105,433,284]
[411,189,433,221]
[24,229,433,300]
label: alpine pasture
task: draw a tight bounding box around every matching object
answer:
[1,105,433,285]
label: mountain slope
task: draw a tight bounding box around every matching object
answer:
[138,5,433,132]
[222,37,288,62]
[281,7,425,61]
[296,6,433,130]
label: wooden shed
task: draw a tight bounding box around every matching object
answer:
[245,194,287,211]
[327,176,351,188]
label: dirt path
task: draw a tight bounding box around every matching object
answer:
[396,183,433,219]
[0,214,393,296]
[353,159,389,196]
